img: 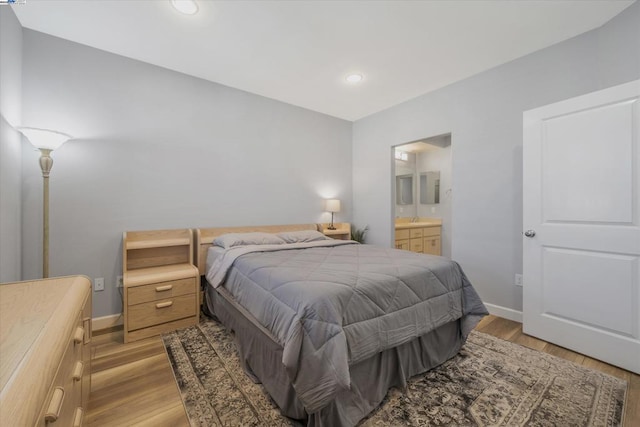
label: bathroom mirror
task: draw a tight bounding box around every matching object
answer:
[396,174,414,205]
[420,171,440,204]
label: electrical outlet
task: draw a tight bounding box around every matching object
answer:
[117,275,124,288]
[94,277,105,292]
[431,207,436,213]
[515,274,523,287]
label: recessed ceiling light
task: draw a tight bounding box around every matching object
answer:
[346,74,363,83]
[171,0,199,15]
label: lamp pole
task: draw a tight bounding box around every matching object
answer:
[39,149,54,278]
[329,211,336,230]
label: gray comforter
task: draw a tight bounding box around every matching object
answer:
[206,240,487,413]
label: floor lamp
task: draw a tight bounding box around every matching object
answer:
[18,127,72,278]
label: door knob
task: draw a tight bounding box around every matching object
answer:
[524,230,536,238]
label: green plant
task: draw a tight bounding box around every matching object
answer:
[350,225,369,243]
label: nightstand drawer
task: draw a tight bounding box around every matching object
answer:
[127,277,195,306]
[128,294,197,331]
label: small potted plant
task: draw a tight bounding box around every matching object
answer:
[351,225,369,243]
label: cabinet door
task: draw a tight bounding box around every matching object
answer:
[395,239,410,250]
[423,237,441,256]
[410,238,423,253]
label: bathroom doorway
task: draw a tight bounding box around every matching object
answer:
[392,134,452,258]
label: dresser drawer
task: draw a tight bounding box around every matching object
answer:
[128,294,197,331]
[36,321,84,427]
[127,277,195,306]
[409,228,423,238]
[395,239,410,250]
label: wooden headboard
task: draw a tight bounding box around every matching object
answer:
[194,224,319,275]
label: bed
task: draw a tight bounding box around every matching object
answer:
[195,224,488,427]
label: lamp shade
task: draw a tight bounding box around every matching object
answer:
[18,127,72,151]
[325,199,341,213]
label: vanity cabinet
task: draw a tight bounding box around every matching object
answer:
[395,224,441,256]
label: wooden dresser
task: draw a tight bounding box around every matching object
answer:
[0,276,92,427]
[123,229,199,343]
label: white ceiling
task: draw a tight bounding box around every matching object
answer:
[12,0,634,121]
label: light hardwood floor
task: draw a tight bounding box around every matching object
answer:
[87,315,639,426]
[87,329,190,426]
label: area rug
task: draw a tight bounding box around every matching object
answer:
[162,318,627,426]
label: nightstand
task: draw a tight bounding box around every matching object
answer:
[122,229,199,343]
[321,223,351,240]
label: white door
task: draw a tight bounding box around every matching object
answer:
[523,79,640,374]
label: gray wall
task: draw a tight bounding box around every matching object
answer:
[352,2,640,314]
[21,30,352,318]
[9,3,640,318]
[0,7,23,283]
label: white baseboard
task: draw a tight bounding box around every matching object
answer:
[92,313,123,331]
[484,303,523,323]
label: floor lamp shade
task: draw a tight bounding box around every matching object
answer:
[18,127,72,151]
[18,127,72,278]
[325,199,341,230]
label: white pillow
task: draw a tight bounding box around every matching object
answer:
[213,232,285,249]
[276,230,330,243]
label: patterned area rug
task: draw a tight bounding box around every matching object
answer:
[162,318,626,426]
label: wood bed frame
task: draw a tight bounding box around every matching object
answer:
[194,223,319,275]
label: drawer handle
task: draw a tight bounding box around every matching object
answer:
[156,301,173,309]
[45,387,64,423]
[73,407,84,427]
[73,361,84,382]
[155,284,173,292]
[73,326,84,344]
